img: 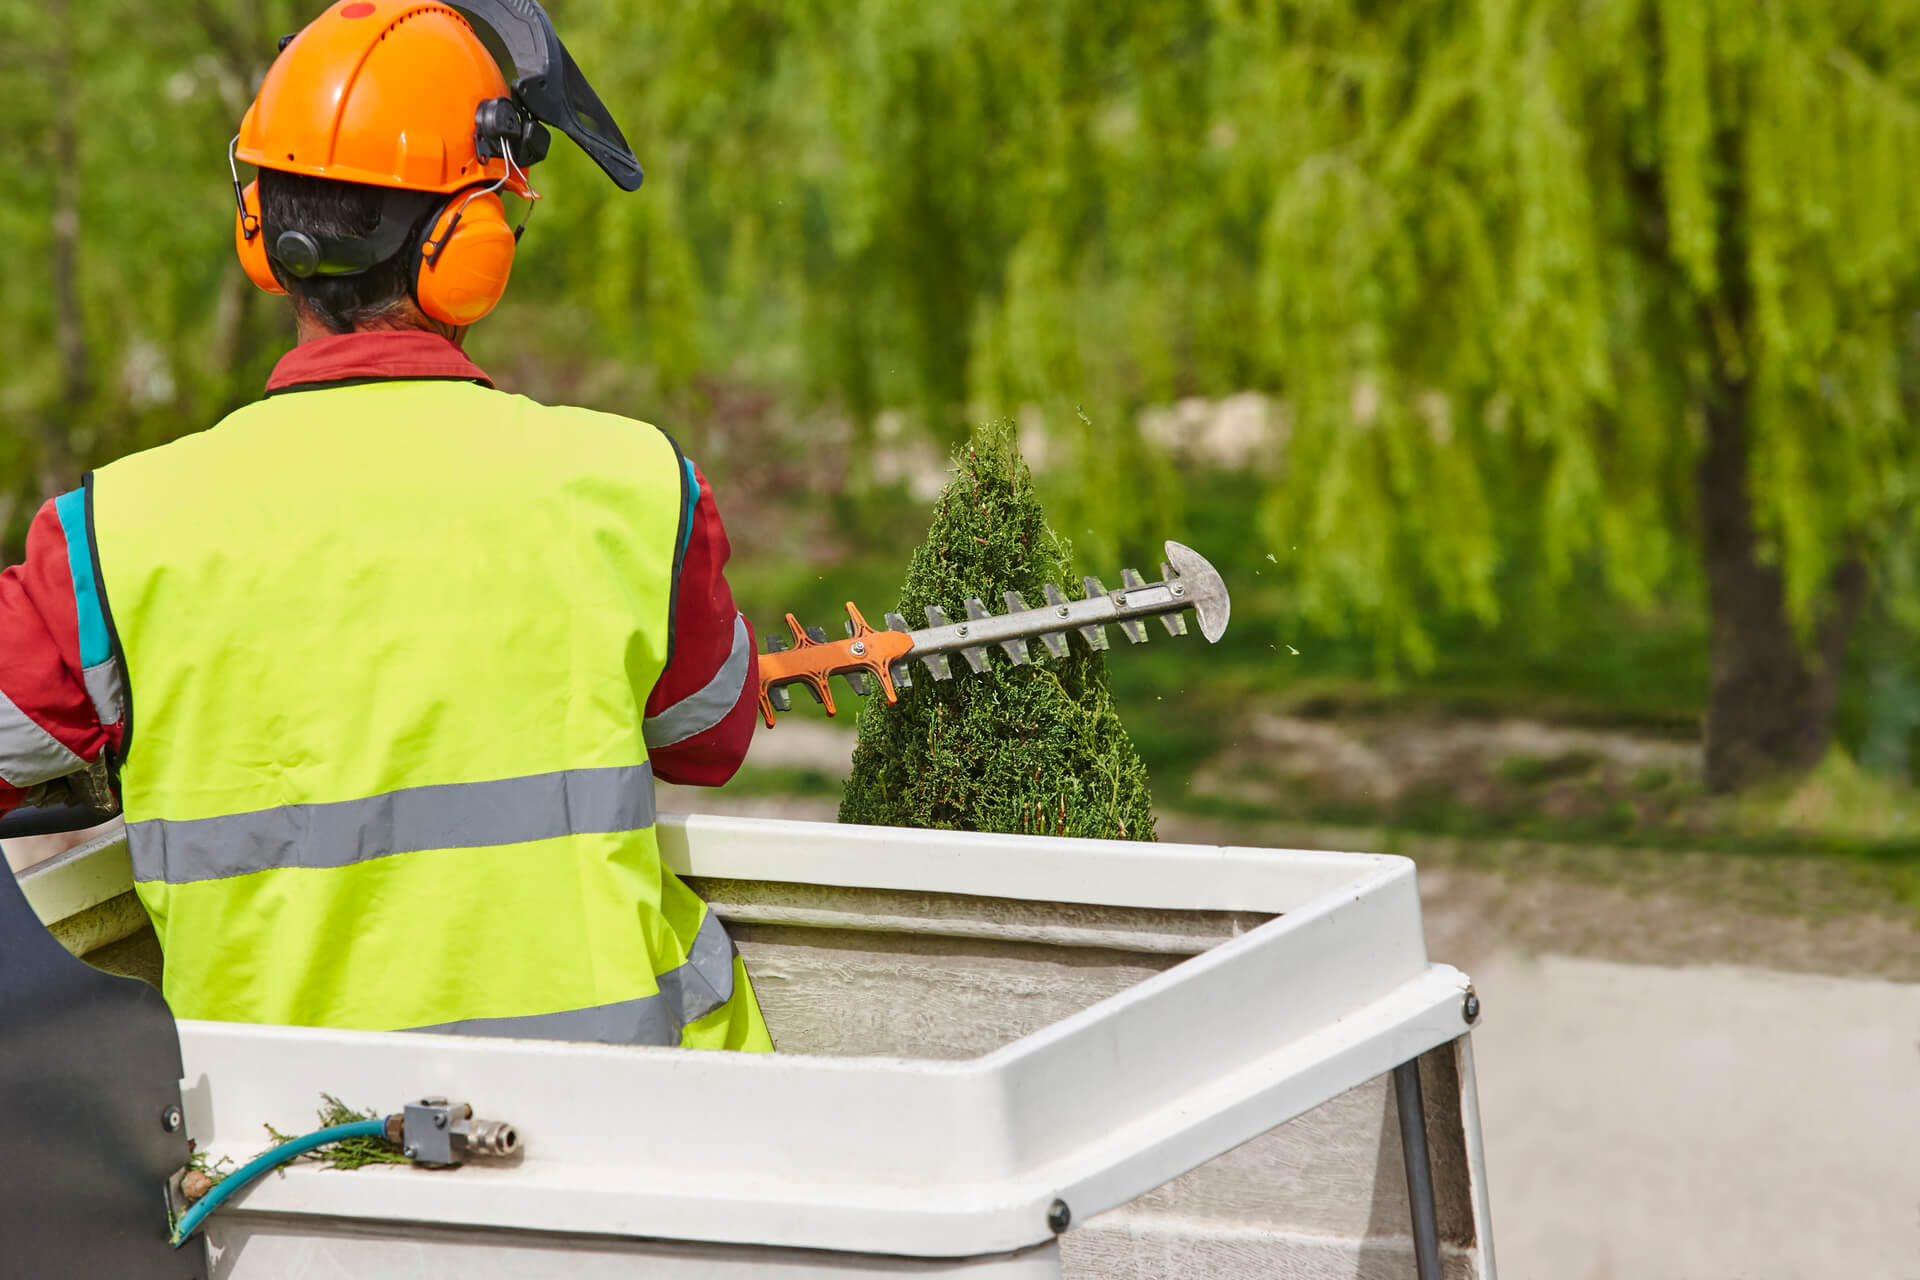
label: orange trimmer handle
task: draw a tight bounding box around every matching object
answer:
[756,603,916,727]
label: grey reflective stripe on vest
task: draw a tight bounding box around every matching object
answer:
[127,763,656,885]
[643,613,752,750]
[408,908,737,1046]
[0,685,88,787]
[82,658,126,727]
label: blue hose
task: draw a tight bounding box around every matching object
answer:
[170,1117,391,1247]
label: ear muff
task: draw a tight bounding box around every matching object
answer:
[413,190,516,328]
[234,180,285,296]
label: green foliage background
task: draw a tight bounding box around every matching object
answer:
[3,0,1918,781]
[839,423,1156,839]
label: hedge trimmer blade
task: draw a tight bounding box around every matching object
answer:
[755,540,1230,726]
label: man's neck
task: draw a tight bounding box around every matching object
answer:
[265,329,495,394]
[293,311,466,348]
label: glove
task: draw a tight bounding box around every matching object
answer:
[21,754,119,815]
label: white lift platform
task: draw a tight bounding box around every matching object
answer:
[21,814,1495,1279]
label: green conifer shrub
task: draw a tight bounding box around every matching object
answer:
[839,423,1156,840]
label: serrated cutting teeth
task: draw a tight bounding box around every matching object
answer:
[918,608,956,679]
[960,598,992,672]
[910,610,948,679]
[1038,583,1070,658]
[1117,569,1149,644]
[1157,561,1187,635]
[998,591,1033,665]
[885,613,914,688]
[1079,576,1111,650]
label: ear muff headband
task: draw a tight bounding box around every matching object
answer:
[234,180,285,295]
[271,192,438,279]
[411,188,516,327]
[234,178,516,327]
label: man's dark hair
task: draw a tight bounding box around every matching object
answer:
[256,169,441,335]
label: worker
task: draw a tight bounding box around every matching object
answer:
[0,0,771,1051]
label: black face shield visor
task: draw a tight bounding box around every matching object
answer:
[451,0,644,190]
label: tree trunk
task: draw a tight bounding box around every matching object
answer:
[1695,377,1866,791]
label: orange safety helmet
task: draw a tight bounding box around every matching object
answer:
[236,2,539,196]
[232,1,553,326]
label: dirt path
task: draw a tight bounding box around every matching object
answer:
[1158,815,1920,983]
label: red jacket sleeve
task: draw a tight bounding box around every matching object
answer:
[643,463,757,786]
[0,498,122,814]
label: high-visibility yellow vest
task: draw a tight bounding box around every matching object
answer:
[88,379,770,1050]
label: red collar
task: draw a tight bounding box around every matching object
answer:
[266,331,494,394]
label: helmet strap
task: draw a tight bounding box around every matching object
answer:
[229,136,261,241]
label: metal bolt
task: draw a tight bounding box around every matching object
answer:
[956,624,969,637]
[1170,583,1185,597]
[161,1105,183,1133]
[1046,1199,1072,1234]
[404,1145,419,1159]
[1463,991,1480,1023]
[1056,606,1070,618]
[434,1112,449,1129]
[850,640,867,656]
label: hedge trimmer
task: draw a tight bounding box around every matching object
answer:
[756,540,1231,725]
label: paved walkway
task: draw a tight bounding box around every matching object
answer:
[1469,952,1920,1280]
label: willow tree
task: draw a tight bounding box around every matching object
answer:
[1232,0,1920,789]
